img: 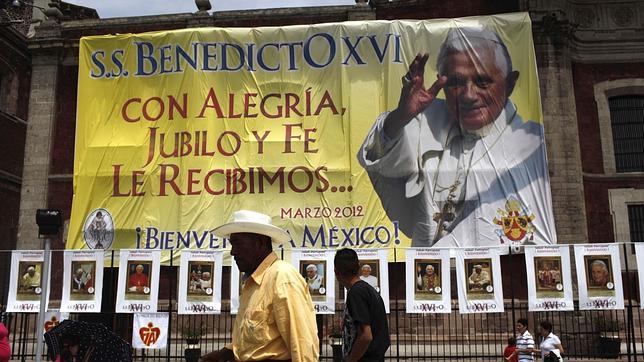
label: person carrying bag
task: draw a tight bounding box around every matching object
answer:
[538,321,564,362]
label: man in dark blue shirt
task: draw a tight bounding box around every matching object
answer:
[334,248,390,362]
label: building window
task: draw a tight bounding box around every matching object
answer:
[594,79,644,174]
[608,189,644,267]
[630,204,644,243]
[609,95,644,172]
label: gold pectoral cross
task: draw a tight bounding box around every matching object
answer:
[432,181,460,241]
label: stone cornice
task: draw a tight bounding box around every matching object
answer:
[26,4,360,65]
[8,3,364,66]
[59,5,355,36]
[583,172,644,180]
[529,0,644,63]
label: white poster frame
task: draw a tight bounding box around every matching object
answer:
[290,249,335,314]
[7,250,49,313]
[61,250,105,313]
[524,245,573,311]
[575,244,624,310]
[455,247,504,314]
[635,244,644,309]
[405,248,451,313]
[178,250,223,314]
[355,249,390,313]
[116,250,161,313]
[230,262,242,315]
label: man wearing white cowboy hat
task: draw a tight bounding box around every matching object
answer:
[200,210,319,362]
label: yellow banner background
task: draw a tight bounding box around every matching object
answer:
[68,13,542,258]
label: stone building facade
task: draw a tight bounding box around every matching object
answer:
[2,0,644,298]
[0,0,33,287]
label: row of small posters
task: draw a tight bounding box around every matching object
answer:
[6,244,634,314]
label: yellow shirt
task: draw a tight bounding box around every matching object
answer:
[232,252,319,361]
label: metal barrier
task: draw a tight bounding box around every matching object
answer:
[0,247,643,361]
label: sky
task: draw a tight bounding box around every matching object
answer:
[64,0,357,18]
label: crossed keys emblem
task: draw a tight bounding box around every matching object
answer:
[139,322,161,346]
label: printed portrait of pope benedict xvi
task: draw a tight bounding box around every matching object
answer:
[357,26,557,248]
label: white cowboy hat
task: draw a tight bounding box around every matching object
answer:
[210,210,291,245]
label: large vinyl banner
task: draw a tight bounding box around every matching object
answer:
[68,12,554,254]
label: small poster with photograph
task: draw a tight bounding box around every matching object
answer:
[355,249,390,313]
[116,250,161,313]
[405,248,451,313]
[525,246,573,311]
[7,250,49,312]
[574,244,623,310]
[178,250,223,314]
[534,257,564,296]
[584,255,614,296]
[634,244,644,310]
[464,258,494,298]
[125,261,152,298]
[291,250,335,314]
[61,250,104,313]
[187,261,215,298]
[456,248,504,314]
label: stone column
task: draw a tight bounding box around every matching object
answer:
[533,14,588,244]
[17,24,62,249]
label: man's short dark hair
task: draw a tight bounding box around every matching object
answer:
[518,318,528,327]
[334,248,360,277]
[539,321,552,333]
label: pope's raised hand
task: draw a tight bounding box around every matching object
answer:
[383,53,447,138]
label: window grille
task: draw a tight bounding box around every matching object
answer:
[609,95,644,172]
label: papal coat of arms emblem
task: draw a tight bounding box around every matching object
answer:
[493,197,535,244]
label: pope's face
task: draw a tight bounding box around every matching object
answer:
[443,48,512,131]
[135,266,144,274]
[426,266,434,275]
[474,267,482,274]
[306,268,317,278]
[592,265,607,282]
[361,267,371,277]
